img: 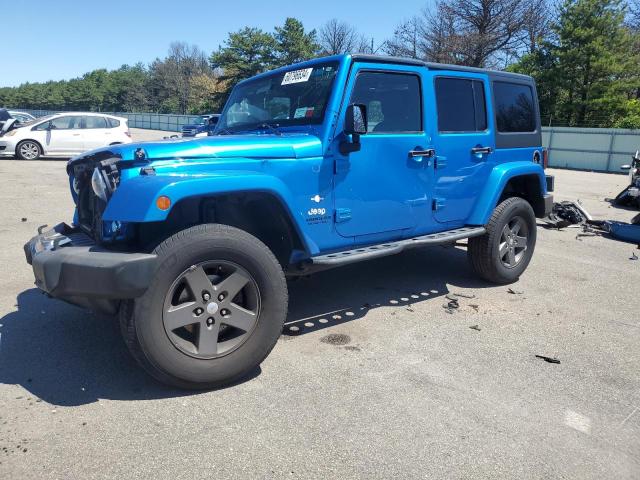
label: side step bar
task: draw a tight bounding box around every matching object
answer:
[311,227,486,267]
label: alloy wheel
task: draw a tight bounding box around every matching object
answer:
[19,142,39,160]
[499,216,529,268]
[162,260,261,359]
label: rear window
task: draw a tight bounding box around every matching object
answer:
[494,82,536,132]
[435,77,487,132]
[107,118,120,128]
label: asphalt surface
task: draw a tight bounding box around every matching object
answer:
[0,137,639,479]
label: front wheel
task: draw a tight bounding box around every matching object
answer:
[468,197,537,284]
[16,140,42,160]
[120,224,288,389]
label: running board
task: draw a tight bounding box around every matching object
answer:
[311,227,486,267]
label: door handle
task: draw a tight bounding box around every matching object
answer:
[471,146,492,155]
[72,133,81,136]
[409,148,436,158]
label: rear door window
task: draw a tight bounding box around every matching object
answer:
[350,72,422,133]
[493,82,536,132]
[435,77,487,132]
[84,116,108,129]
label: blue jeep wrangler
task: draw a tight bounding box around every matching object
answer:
[25,54,553,389]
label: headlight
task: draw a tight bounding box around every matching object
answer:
[91,168,108,202]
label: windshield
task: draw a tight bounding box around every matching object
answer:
[216,61,339,132]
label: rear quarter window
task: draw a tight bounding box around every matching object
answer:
[107,118,120,128]
[494,82,536,132]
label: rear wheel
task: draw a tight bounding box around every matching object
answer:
[468,197,537,284]
[120,223,288,389]
[16,140,41,160]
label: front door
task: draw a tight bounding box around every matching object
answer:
[42,115,85,154]
[333,64,433,238]
[424,72,495,224]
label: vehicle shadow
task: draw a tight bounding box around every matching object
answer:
[0,244,484,405]
[284,244,487,336]
[0,289,260,406]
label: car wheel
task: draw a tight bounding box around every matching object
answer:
[16,140,42,160]
[120,223,288,389]
[468,197,537,284]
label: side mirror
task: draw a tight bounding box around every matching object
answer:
[340,104,367,155]
[345,104,368,135]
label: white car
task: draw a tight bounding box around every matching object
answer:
[0,112,132,160]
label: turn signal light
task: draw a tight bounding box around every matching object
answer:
[156,196,171,210]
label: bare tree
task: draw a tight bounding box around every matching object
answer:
[519,0,552,53]
[319,19,360,54]
[149,42,210,114]
[386,0,530,67]
[629,0,640,29]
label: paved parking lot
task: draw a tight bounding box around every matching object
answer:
[0,152,638,478]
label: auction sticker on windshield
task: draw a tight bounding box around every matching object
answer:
[282,68,313,85]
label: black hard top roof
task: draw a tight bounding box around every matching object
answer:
[350,54,532,81]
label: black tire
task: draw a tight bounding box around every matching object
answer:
[16,140,42,160]
[120,223,288,389]
[468,197,537,284]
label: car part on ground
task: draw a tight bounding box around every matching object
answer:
[544,201,592,229]
[614,150,640,209]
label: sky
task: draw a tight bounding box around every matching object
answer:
[2,0,431,87]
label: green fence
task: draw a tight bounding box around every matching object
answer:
[543,127,640,173]
[11,109,640,173]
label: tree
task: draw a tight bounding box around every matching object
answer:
[386,0,529,67]
[149,42,210,114]
[511,0,638,127]
[274,18,320,65]
[319,19,360,54]
[210,27,277,85]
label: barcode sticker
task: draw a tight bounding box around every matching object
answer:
[281,68,313,85]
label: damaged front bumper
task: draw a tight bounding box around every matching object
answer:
[24,223,156,314]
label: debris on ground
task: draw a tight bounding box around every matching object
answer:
[443,297,459,314]
[469,325,481,331]
[544,201,592,229]
[507,288,523,295]
[469,304,480,312]
[535,354,561,364]
[452,292,476,299]
[630,252,638,260]
[20,217,27,222]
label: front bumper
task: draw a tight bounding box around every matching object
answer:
[0,140,16,156]
[24,223,157,314]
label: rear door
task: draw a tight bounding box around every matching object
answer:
[424,72,495,224]
[333,63,434,238]
[83,115,110,149]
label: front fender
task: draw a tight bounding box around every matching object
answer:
[467,161,547,225]
[103,171,298,223]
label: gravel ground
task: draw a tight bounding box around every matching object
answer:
[0,154,638,479]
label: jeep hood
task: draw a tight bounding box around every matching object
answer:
[67,133,323,172]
